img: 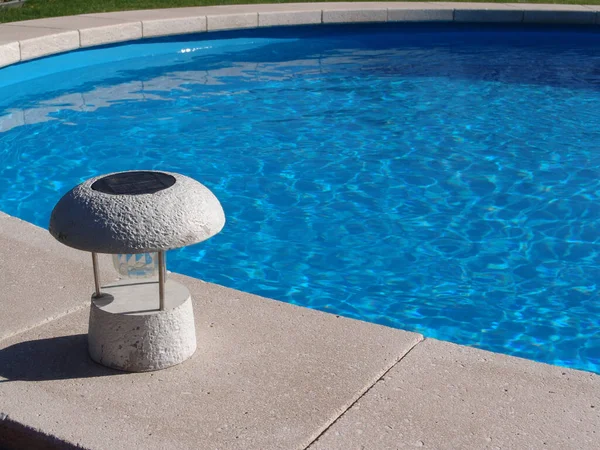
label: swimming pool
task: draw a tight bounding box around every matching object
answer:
[0,23,599,373]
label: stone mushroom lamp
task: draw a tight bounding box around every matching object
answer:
[49,171,225,372]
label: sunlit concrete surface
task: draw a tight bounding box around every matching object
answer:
[1,209,598,449]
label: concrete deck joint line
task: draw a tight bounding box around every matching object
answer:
[304,335,426,449]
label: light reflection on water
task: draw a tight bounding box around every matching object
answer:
[1,24,600,373]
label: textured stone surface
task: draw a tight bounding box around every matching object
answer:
[258,10,322,27]
[3,15,136,31]
[49,171,226,253]
[207,13,258,31]
[88,280,196,372]
[311,339,600,449]
[142,16,207,38]
[0,41,19,68]
[322,8,387,23]
[388,8,454,22]
[19,32,80,61]
[79,22,142,47]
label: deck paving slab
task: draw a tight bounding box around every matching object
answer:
[310,338,600,449]
[1,15,139,30]
[0,213,114,341]
[0,216,422,449]
[322,8,388,24]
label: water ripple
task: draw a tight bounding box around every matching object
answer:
[1,24,600,373]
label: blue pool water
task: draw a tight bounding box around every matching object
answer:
[1,24,599,373]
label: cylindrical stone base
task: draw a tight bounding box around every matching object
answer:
[88,279,196,372]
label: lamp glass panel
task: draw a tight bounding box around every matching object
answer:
[112,253,158,278]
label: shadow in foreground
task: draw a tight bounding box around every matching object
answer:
[0,334,121,381]
[0,418,82,450]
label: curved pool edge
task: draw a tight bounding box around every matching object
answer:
[0,2,599,68]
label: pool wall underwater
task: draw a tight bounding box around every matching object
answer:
[1,3,600,376]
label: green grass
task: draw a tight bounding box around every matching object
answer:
[1,0,600,24]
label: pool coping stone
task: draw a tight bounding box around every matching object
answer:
[1,3,600,67]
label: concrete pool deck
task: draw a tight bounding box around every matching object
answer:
[0,3,600,448]
[1,216,599,449]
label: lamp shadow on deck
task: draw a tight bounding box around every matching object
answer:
[0,334,122,382]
